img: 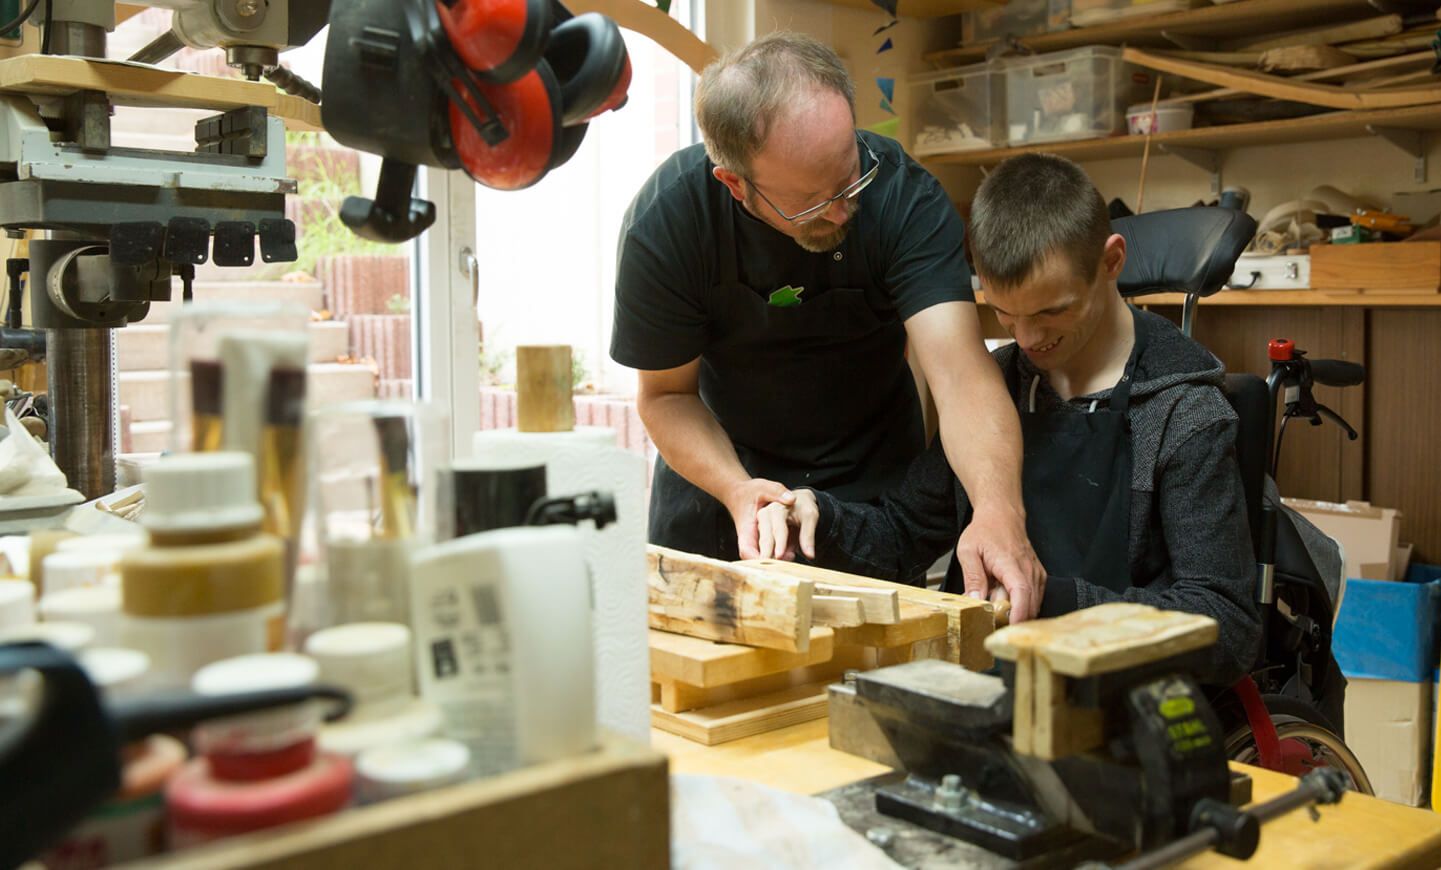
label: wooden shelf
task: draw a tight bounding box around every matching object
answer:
[822,0,1000,17]
[920,104,1441,166]
[925,0,1380,67]
[977,290,1441,308]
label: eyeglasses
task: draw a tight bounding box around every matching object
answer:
[744,134,880,225]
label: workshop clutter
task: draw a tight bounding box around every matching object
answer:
[647,550,996,745]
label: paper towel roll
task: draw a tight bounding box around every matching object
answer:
[472,427,650,741]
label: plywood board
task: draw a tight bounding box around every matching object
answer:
[649,546,813,652]
[649,628,836,688]
[651,683,831,745]
[986,602,1218,677]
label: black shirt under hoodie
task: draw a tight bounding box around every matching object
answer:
[806,308,1262,685]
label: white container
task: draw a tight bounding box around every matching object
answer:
[410,525,596,776]
[191,653,322,753]
[306,622,444,759]
[356,739,472,804]
[1070,0,1198,28]
[1126,103,1194,135]
[79,647,152,696]
[0,578,34,628]
[1228,253,1311,291]
[42,550,118,595]
[910,63,1006,155]
[0,620,95,651]
[1005,46,1151,145]
[964,0,1069,43]
[41,584,122,647]
[57,534,146,557]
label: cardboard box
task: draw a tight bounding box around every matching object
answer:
[1334,577,1440,683]
[1345,678,1432,807]
[1310,241,1441,294]
[1283,498,1402,581]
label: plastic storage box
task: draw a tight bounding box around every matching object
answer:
[1069,0,1200,28]
[1004,46,1150,146]
[963,0,1069,44]
[909,63,1005,155]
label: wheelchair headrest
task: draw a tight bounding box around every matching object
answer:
[1114,208,1257,299]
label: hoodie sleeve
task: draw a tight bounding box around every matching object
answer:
[805,438,962,585]
[1064,416,1262,685]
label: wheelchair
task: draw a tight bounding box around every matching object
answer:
[1114,207,1373,794]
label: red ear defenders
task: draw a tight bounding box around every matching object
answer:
[438,0,632,190]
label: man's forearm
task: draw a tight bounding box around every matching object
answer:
[940,355,1024,519]
[638,392,750,504]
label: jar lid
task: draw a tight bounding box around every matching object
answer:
[79,647,151,694]
[41,584,120,619]
[192,653,322,754]
[304,622,413,710]
[142,452,264,534]
[356,738,471,802]
[57,535,146,556]
[0,620,95,651]
[0,579,34,629]
[42,550,117,595]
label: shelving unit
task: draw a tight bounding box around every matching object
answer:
[977,290,1441,308]
[821,0,999,17]
[923,0,1386,67]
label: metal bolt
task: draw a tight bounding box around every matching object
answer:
[865,827,895,849]
[843,669,860,685]
[235,0,261,16]
[935,774,964,813]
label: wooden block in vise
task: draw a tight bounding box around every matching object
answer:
[649,628,835,688]
[1030,656,1104,760]
[986,602,1218,678]
[515,345,574,433]
[812,595,865,627]
[648,547,814,652]
[651,683,831,745]
[744,560,995,670]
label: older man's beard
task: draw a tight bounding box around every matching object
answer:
[748,190,858,253]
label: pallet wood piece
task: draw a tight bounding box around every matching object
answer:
[1030,655,1105,760]
[1311,242,1441,293]
[648,546,814,653]
[814,583,900,624]
[743,560,996,671]
[1260,45,1358,73]
[1161,51,1435,104]
[1342,28,1441,59]
[833,603,950,648]
[1012,650,1035,756]
[648,628,836,688]
[1164,49,1262,67]
[986,602,1218,678]
[1233,14,1402,52]
[1123,47,1441,109]
[514,345,574,433]
[650,682,831,745]
[654,646,871,713]
[0,54,322,130]
[812,595,865,627]
[144,735,669,869]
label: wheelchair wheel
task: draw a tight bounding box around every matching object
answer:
[1224,701,1374,796]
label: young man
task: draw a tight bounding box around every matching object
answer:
[610,32,1045,619]
[759,153,1261,685]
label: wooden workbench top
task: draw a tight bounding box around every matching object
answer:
[654,720,1441,869]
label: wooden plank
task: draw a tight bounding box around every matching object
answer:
[146,735,669,869]
[1233,14,1401,51]
[814,583,900,624]
[1161,51,1435,104]
[1123,47,1441,110]
[0,54,322,130]
[648,628,836,688]
[1260,45,1358,73]
[833,603,949,648]
[819,0,999,16]
[987,603,1218,677]
[1132,289,1441,307]
[514,345,574,433]
[742,560,996,670]
[811,595,865,627]
[1368,310,1441,562]
[651,683,831,745]
[1311,242,1441,293]
[926,0,1380,67]
[1012,650,1035,756]
[648,546,813,653]
[1030,656,1105,761]
[922,103,1441,167]
[655,647,870,713]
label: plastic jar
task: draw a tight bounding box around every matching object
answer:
[166,653,353,846]
[41,585,122,647]
[355,739,471,804]
[304,622,443,759]
[120,453,286,688]
[0,578,35,629]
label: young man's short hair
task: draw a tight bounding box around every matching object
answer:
[969,153,1111,289]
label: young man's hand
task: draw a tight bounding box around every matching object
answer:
[955,507,1046,621]
[725,479,796,559]
[756,489,820,561]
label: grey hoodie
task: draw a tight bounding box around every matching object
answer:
[808,308,1262,685]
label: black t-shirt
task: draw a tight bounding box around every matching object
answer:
[610,131,973,372]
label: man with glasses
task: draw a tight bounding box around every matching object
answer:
[611,32,1046,619]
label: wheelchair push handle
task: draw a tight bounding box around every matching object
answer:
[1308,359,1365,388]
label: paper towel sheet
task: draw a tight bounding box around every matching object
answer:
[472,427,650,740]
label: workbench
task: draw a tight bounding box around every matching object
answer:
[654,719,1441,869]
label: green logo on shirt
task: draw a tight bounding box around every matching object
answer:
[768,285,805,308]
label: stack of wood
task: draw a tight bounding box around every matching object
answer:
[647,546,996,745]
